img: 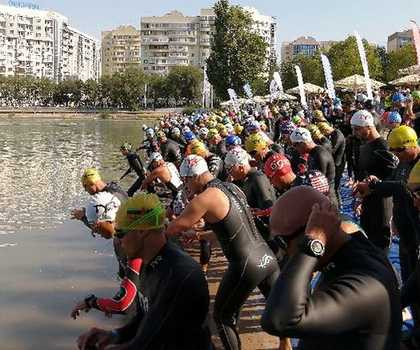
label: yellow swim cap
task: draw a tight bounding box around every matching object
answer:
[313,110,326,121]
[190,141,209,158]
[116,193,166,232]
[408,160,420,189]
[307,124,323,140]
[317,122,334,135]
[234,123,244,135]
[81,168,101,185]
[245,133,267,153]
[388,126,418,149]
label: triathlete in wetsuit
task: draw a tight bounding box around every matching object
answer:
[120,143,147,197]
[167,155,280,350]
[77,194,211,350]
[318,123,346,205]
[263,187,402,350]
[351,110,399,250]
[225,147,276,241]
[157,132,182,165]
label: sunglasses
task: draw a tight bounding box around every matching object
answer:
[272,225,306,250]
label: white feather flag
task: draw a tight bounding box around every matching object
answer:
[273,72,284,93]
[294,65,307,108]
[410,20,420,66]
[321,54,336,100]
[354,31,373,100]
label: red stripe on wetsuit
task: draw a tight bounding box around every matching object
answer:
[96,258,142,313]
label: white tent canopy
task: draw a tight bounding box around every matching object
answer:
[286,83,325,95]
[389,74,420,86]
[335,74,385,90]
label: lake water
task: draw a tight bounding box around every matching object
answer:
[0,117,150,349]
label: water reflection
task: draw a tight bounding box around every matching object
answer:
[0,118,147,238]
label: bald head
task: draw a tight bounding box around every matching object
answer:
[270,186,330,236]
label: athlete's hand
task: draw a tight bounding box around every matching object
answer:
[354,182,371,198]
[305,201,340,245]
[71,209,85,220]
[182,230,199,244]
[71,301,91,320]
[77,328,113,350]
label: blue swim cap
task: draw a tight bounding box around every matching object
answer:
[388,111,402,124]
[226,135,242,146]
[392,92,407,103]
[183,131,196,142]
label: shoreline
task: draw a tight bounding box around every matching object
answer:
[0,108,176,120]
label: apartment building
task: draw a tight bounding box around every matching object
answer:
[141,7,276,74]
[101,25,141,76]
[281,36,338,62]
[0,3,100,81]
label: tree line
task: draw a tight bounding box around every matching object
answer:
[206,0,417,99]
[0,65,203,110]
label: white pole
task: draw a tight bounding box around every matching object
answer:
[144,83,147,109]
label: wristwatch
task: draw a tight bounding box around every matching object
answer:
[300,236,325,257]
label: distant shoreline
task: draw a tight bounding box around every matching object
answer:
[0,108,175,120]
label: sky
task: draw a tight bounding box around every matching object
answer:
[2,0,419,49]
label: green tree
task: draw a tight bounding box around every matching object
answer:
[281,53,324,90]
[385,44,416,82]
[328,36,383,81]
[166,65,203,105]
[206,0,268,100]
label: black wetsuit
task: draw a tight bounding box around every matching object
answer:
[114,241,211,350]
[160,139,182,165]
[138,138,160,158]
[356,137,398,250]
[307,145,337,206]
[206,179,280,350]
[121,152,147,197]
[262,232,402,350]
[326,129,346,205]
[234,168,277,241]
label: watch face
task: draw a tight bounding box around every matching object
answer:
[310,240,325,256]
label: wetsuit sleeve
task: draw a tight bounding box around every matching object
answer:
[261,252,389,337]
[312,150,329,175]
[369,180,406,198]
[253,174,275,209]
[93,259,142,314]
[116,269,207,349]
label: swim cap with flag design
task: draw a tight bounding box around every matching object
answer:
[351,110,374,127]
[224,148,251,170]
[115,193,166,233]
[388,126,418,149]
[290,127,313,144]
[263,153,293,178]
[81,168,101,185]
[180,155,209,177]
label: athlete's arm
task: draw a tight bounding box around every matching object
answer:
[93,259,142,314]
[253,174,275,209]
[165,194,209,236]
[141,168,162,190]
[261,252,389,337]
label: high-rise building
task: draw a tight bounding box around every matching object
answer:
[387,30,413,52]
[140,7,276,75]
[242,7,277,65]
[0,3,100,81]
[101,25,141,76]
[281,36,338,62]
[140,9,215,75]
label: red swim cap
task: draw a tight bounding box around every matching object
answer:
[264,153,293,178]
